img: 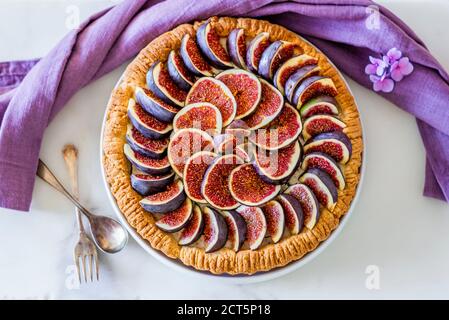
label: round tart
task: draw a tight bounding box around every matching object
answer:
[102,17,363,275]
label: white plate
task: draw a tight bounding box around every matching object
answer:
[99,35,365,285]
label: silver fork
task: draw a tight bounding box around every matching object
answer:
[62,144,99,283]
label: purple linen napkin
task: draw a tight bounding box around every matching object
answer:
[1,0,448,212]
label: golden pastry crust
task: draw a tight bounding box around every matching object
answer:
[102,17,363,275]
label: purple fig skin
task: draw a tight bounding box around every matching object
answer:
[156,199,193,233]
[135,87,178,123]
[258,40,283,79]
[299,95,340,118]
[302,152,345,189]
[179,205,204,246]
[180,35,214,77]
[227,28,246,69]
[167,50,194,91]
[127,100,172,139]
[292,76,337,107]
[303,168,338,205]
[285,183,320,229]
[309,131,352,156]
[285,65,320,103]
[203,207,228,253]
[196,22,233,69]
[131,172,175,196]
[146,61,185,107]
[126,127,167,159]
[278,194,304,235]
[140,181,187,214]
[124,144,171,175]
[302,114,346,141]
[223,210,247,251]
[246,32,270,73]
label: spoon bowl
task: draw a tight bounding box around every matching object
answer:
[89,215,128,253]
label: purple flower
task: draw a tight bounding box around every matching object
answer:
[390,57,414,81]
[386,47,402,63]
[365,56,388,76]
[370,75,395,93]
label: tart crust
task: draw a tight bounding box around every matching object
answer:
[102,17,363,275]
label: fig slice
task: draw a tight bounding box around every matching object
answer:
[304,131,352,164]
[146,61,187,107]
[277,194,304,235]
[258,40,300,80]
[180,34,216,77]
[285,183,320,230]
[246,32,271,73]
[222,210,247,252]
[262,200,285,243]
[127,98,172,139]
[300,95,340,119]
[273,54,318,94]
[302,152,345,190]
[167,50,195,91]
[202,207,228,253]
[302,114,346,141]
[229,163,281,206]
[186,77,237,127]
[183,151,217,204]
[131,171,175,196]
[236,206,267,250]
[213,133,237,154]
[292,76,338,108]
[134,86,179,123]
[155,198,193,233]
[179,205,204,246]
[253,141,302,184]
[167,128,214,177]
[197,21,233,69]
[248,103,302,150]
[284,64,321,103]
[173,102,222,136]
[299,168,338,211]
[242,79,284,130]
[227,28,247,69]
[201,154,244,210]
[216,69,262,119]
[140,180,186,214]
[126,124,169,159]
[124,144,171,175]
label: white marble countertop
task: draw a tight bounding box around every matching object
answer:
[1,0,449,299]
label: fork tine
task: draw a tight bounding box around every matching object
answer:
[89,255,94,282]
[94,253,99,281]
[81,255,88,283]
[75,255,81,284]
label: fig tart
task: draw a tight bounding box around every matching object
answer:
[102,17,363,275]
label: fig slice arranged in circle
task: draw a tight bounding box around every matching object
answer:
[262,200,285,243]
[273,54,318,94]
[167,128,214,177]
[302,114,346,141]
[173,102,222,136]
[202,207,228,253]
[277,194,304,235]
[236,206,267,250]
[179,205,204,246]
[299,168,338,211]
[167,50,196,91]
[186,77,237,127]
[242,79,284,130]
[249,103,302,150]
[146,61,187,107]
[197,21,233,69]
[227,28,247,69]
[155,198,193,233]
[180,34,216,77]
[284,64,321,104]
[131,171,175,196]
[222,210,247,252]
[134,86,179,123]
[229,163,281,206]
[300,95,340,119]
[124,144,171,175]
[127,98,172,139]
[183,151,217,204]
[304,131,352,164]
[126,124,169,159]
[258,40,300,80]
[292,76,338,108]
[139,179,186,214]
[246,32,271,73]
[201,154,244,210]
[302,152,345,190]
[216,69,262,119]
[253,141,302,184]
[285,183,320,230]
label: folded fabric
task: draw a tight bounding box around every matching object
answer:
[1,0,448,211]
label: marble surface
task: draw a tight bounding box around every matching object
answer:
[1,0,449,299]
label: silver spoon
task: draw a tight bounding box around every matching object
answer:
[37,158,128,253]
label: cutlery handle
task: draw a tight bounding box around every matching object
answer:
[36,159,92,219]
